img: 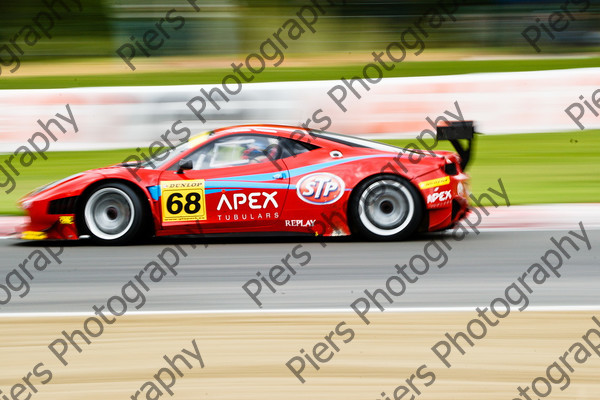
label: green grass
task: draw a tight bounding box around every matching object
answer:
[3,57,600,89]
[383,130,600,207]
[0,130,598,215]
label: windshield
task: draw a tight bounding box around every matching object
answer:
[138,132,212,169]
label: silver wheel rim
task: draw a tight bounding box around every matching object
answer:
[84,188,135,240]
[358,180,414,236]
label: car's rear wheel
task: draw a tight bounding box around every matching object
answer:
[349,175,423,241]
[82,183,144,244]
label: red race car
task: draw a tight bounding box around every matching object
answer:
[18,122,475,244]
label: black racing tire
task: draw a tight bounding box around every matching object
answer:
[81,183,145,245]
[349,175,423,241]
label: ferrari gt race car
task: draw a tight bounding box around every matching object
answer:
[18,122,475,244]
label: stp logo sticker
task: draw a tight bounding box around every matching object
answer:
[296,173,345,205]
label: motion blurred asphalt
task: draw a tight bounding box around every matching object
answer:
[1,228,598,314]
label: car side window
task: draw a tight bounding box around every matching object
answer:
[185,134,283,170]
[282,138,319,157]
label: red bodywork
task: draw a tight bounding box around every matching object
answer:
[18,125,470,241]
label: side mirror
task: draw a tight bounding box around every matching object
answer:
[177,159,193,174]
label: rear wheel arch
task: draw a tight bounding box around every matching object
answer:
[347,173,425,240]
[348,173,424,210]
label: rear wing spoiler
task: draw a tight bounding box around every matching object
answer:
[436,121,477,170]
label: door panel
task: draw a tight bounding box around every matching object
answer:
[157,134,290,233]
[158,164,289,232]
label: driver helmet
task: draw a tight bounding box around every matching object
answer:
[242,147,264,160]
[242,138,269,160]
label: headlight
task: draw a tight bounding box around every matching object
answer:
[27,173,84,197]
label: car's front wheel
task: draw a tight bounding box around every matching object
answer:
[349,175,423,241]
[82,183,145,244]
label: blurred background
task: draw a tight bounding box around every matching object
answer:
[1,0,599,60]
[1,5,598,400]
[0,0,598,212]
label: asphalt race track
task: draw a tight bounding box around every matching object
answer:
[1,228,599,400]
[1,228,598,314]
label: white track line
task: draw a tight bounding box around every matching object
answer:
[0,226,599,241]
[1,305,600,318]
[469,227,600,232]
